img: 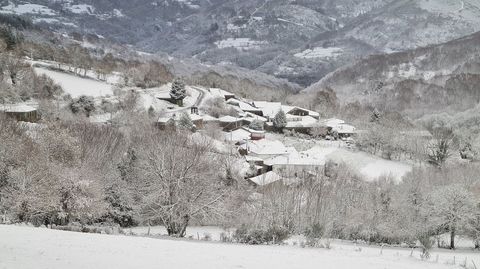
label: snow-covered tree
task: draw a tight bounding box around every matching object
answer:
[178,112,195,131]
[273,109,287,130]
[428,184,476,249]
[426,131,452,168]
[170,78,186,106]
[70,95,96,117]
[137,132,231,237]
[249,119,264,131]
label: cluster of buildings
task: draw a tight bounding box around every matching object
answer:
[155,87,359,189]
[157,88,357,142]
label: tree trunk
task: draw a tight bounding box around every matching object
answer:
[450,227,455,249]
[166,215,190,237]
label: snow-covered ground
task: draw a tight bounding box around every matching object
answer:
[0,3,56,15]
[294,47,344,59]
[130,225,235,241]
[268,133,413,182]
[34,68,114,98]
[215,38,267,50]
[1,225,474,269]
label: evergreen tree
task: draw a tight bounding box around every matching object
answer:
[148,105,155,118]
[249,119,264,131]
[70,95,96,117]
[170,78,186,106]
[178,112,195,131]
[273,109,287,130]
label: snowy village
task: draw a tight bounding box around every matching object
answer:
[1,2,480,269]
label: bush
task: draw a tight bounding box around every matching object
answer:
[304,223,325,247]
[248,119,264,131]
[233,224,290,245]
[418,233,434,260]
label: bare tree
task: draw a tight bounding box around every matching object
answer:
[136,131,231,237]
[426,129,453,168]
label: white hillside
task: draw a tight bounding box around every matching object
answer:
[34,68,113,98]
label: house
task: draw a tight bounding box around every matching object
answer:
[323,118,356,138]
[241,139,293,159]
[284,115,320,134]
[156,111,205,130]
[247,171,301,189]
[227,99,263,116]
[244,127,266,140]
[224,128,251,143]
[224,127,266,143]
[156,91,174,103]
[0,104,39,123]
[283,106,320,119]
[253,101,282,118]
[264,151,325,177]
[218,115,247,131]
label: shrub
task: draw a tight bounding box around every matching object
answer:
[304,223,325,247]
[248,119,264,131]
[418,233,434,260]
[233,224,290,245]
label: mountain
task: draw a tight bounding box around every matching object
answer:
[304,31,480,118]
[2,0,480,86]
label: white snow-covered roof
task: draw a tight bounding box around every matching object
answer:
[253,101,282,118]
[156,92,172,99]
[282,105,320,118]
[0,104,37,113]
[248,171,282,186]
[285,115,319,128]
[219,115,243,123]
[244,139,289,156]
[227,99,261,112]
[321,118,355,134]
[224,128,251,142]
[243,112,267,122]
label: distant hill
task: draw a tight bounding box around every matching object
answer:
[3,0,480,86]
[305,31,480,118]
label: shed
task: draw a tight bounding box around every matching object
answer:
[0,104,39,123]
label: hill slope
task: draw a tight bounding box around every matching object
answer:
[305,31,480,117]
[4,0,480,86]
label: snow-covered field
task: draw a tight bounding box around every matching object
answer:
[270,134,413,182]
[294,47,343,59]
[34,68,114,98]
[1,225,473,269]
[0,3,56,15]
[305,147,412,182]
[215,38,267,50]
